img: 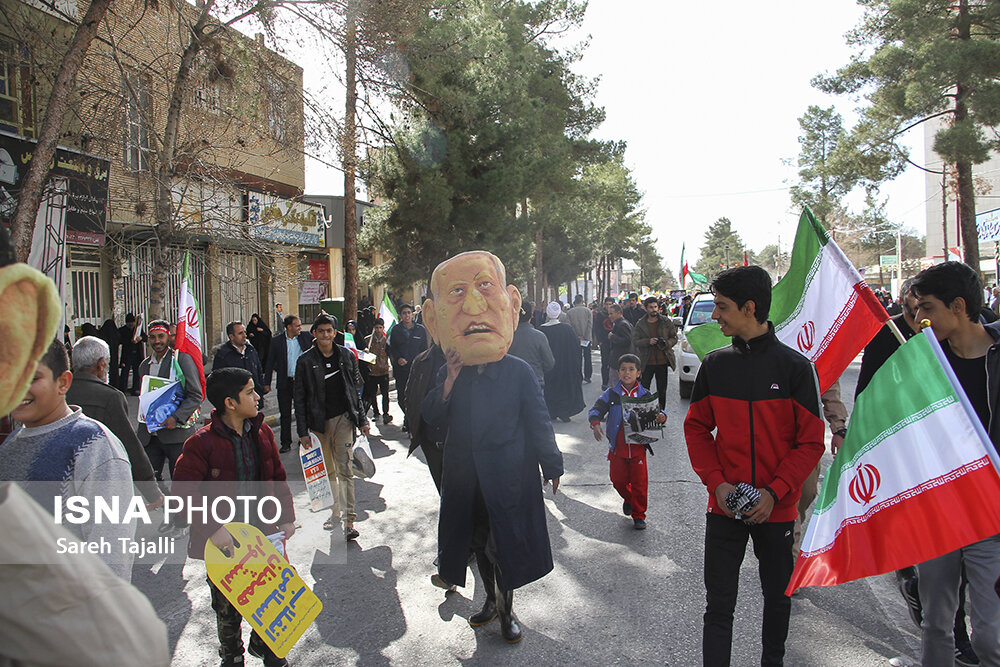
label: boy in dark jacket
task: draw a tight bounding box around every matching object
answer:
[589,354,667,530]
[172,367,295,667]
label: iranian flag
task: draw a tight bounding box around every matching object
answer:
[786,329,1000,595]
[680,243,690,288]
[174,251,205,400]
[686,208,888,393]
[379,293,398,334]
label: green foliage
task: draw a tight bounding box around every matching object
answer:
[789,106,858,227]
[694,217,749,278]
[815,0,1000,269]
[366,0,600,289]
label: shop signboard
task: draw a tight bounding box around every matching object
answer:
[0,131,110,246]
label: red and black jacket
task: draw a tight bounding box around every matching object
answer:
[684,323,824,523]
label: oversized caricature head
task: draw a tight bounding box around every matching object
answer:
[422,250,521,365]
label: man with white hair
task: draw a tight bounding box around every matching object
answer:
[66,336,163,506]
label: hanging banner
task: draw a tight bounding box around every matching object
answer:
[0,131,110,246]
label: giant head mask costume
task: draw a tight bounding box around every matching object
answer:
[0,225,61,415]
[422,250,521,366]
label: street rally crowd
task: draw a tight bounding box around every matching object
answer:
[2,248,1000,666]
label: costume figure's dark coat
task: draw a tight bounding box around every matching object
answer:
[422,355,564,590]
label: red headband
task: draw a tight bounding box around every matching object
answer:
[149,325,169,334]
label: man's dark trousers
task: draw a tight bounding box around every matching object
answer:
[599,342,611,388]
[641,363,668,410]
[119,351,141,392]
[146,434,182,483]
[277,376,296,448]
[582,345,593,382]
[703,512,794,667]
[396,367,410,423]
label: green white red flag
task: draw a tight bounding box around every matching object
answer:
[681,243,689,288]
[174,251,205,400]
[379,294,398,334]
[786,329,1000,595]
[686,208,889,393]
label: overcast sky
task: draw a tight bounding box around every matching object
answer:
[302,0,928,277]
[571,0,927,275]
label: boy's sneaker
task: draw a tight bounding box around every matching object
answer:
[633,518,646,530]
[247,640,289,666]
[622,501,632,517]
[955,640,980,666]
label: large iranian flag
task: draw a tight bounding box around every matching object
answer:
[686,208,888,393]
[786,329,1000,595]
[174,251,205,400]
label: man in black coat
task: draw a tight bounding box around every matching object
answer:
[294,314,368,540]
[264,314,314,452]
[388,303,428,431]
[405,344,447,491]
[607,303,635,369]
[118,313,146,395]
[594,296,615,390]
[213,321,266,406]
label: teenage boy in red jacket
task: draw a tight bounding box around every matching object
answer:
[684,266,824,667]
[173,367,295,667]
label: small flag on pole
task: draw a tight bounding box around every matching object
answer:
[379,294,398,334]
[786,329,1000,595]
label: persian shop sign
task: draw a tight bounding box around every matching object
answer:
[246,190,324,247]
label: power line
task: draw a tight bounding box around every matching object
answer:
[659,186,791,199]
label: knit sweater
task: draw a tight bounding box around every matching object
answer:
[0,408,137,579]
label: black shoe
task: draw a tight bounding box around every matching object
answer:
[600,385,608,391]
[622,501,632,517]
[955,640,980,666]
[633,518,646,530]
[383,414,393,424]
[279,444,291,453]
[248,640,289,667]
[500,612,522,643]
[898,574,922,627]
[583,378,592,384]
[219,657,245,667]
[469,599,498,626]
[557,416,571,423]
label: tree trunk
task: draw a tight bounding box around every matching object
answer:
[942,167,948,259]
[148,3,214,320]
[10,0,114,262]
[954,1,980,272]
[343,0,359,323]
[533,204,542,306]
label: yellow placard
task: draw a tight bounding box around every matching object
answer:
[205,523,321,658]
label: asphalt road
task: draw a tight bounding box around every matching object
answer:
[130,352,922,666]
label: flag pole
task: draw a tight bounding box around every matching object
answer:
[885,319,907,346]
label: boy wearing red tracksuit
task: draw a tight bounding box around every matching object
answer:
[685,266,824,667]
[589,353,667,531]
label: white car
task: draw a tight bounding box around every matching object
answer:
[677,292,716,399]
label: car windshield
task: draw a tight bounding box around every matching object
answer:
[687,300,715,326]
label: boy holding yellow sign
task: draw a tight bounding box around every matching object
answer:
[173,367,297,667]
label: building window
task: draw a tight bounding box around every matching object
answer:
[265,75,287,141]
[123,72,152,171]
[0,43,36,139]
[194,80,221,115]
